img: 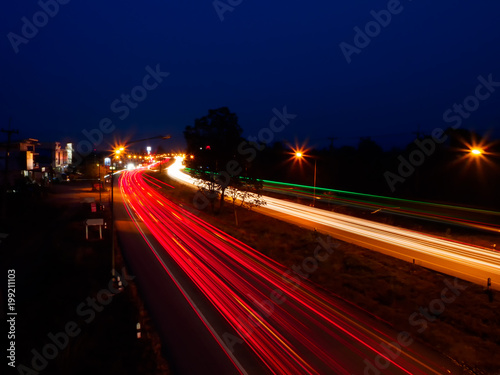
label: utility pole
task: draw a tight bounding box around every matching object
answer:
[111,159,115,280]
[327,137,337,152]
[313,159,317,207]
[2,120,19,187]
[1,119,19,224]
[98,162,101,204]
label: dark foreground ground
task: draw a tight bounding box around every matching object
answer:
[0,181,169,375]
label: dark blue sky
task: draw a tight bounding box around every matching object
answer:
[2,1,500,152]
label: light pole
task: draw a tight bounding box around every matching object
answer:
[110,147,124,280]
[294,151,318,207]
[313,159,317,206]
[109,135,171,281]
[97,162,101,204]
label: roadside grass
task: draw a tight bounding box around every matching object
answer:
[149,170,500,374]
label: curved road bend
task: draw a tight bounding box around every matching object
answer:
[114,168,465,375]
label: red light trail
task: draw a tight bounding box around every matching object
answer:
[119,168,459,374]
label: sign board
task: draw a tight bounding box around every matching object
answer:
[85,218,104,240]
[86,218,104,226]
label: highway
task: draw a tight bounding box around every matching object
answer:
[118,167,464,374]
[167,158,500,291]
[260,180,500,234]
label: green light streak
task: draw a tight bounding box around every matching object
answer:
[261,179,500,216]
[183,168,499,217]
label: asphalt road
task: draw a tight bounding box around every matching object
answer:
[116,168,466,374]
[114,174,267,375]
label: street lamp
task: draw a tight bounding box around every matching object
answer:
[109,135,171,281]
[109,146,123,280]
[470,148,483,156]
[294,151,317,207]
[461,144,487,168]
[97,162,101,204]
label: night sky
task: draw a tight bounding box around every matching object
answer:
[2,1,500,152]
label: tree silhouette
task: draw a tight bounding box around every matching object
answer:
[184,107,263,213]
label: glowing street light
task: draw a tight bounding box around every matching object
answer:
[294,151,317,207]
[471,148,483,155]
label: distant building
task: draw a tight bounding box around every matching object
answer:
[36,142,73,181]
[0,139,73,186]
[37,141,72,171]
[0,138,38,186]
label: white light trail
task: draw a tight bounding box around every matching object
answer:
[166,160,500,289]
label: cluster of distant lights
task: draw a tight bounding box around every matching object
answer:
[111,140,485,166]
[112,144,189,158]
[113,140,486,173]
[111,148,193,172]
